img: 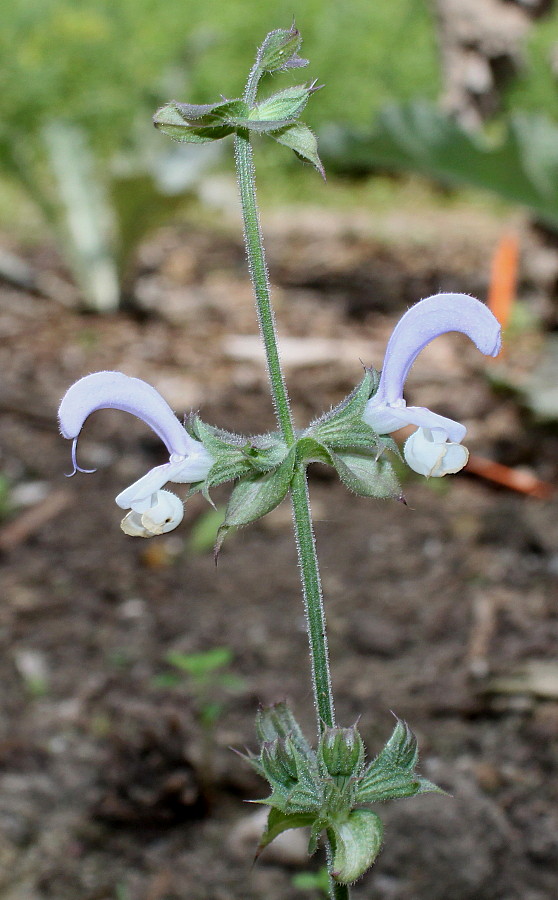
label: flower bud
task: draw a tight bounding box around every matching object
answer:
[261,737,298,788]
[319,726,364,778]
[256,25,307,73]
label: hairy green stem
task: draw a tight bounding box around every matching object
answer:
[290,466,335,729]
[234,78,347,899]
[234,131,295,443]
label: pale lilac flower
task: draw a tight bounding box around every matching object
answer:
[58,371,213,536]
[363,293,501,477]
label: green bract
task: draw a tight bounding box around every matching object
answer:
[305,370,403,500]
[243,703,443,884]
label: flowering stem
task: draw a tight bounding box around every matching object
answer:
[233,131,335,727]
[234,108,346,900]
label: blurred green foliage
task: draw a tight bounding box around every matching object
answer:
[321,9,558,231]
[1,0,438,160]
[292,867,331,895]
[0,0,439,308]
[0,0,192,156]
[321,101,558,231]
[504,11,558,120]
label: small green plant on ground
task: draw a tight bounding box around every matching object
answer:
[154,646,244,790]
[292,867,331,897]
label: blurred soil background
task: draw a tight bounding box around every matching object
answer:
[2,2,558,899]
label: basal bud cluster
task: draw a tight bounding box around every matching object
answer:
[243,702,443,885]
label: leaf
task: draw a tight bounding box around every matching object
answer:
[322,101,558,233]
[171,99,248,122]
[250,84,314,126]
[272,122,325,177]
[368,719,418,775]
[166,647,233,677]
[295,437,333,467]
[215,447,296,551]
[154,123,235,144]
[355,718,443,803]
[42,121,120,312]
[330,810,383,884]
[331,451,401,499]
[153,99,248,144]
[256,808,315,857]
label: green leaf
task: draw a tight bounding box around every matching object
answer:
[295,437,333,467]
[153,122,235,144]
[261,737,299,788]
[192,417,246,453]
[369,718,418,774]
[322,101,558,233]
[318,726,364,778]
[308,818,329,855]
[272,122,324,177]
[331,451,401,499]
[166,647,233,677]
[257,808,315,857]
[215,447,296,550]
[330,810,383,884]
[355,718,444,803]
[203,458,254,499]
[170,99,248,122]
[292,867,330,895]
[250,84,314,125]
[153,99,248,143]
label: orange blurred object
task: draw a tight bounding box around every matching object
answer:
[465,454,554,500]
[487,233,519,334]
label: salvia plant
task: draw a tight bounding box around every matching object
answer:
[58,27,502,898]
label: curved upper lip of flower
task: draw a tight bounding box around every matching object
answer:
[58,371,212,504]
[364,292,502,440]
[58,371,197,459]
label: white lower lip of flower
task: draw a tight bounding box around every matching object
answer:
[404,427,469,477]
[116,450,213,511]
[120,490,184,537]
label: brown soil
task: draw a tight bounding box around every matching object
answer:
[1,212,558,900]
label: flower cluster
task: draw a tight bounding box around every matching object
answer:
[363,292,501,476]
[58,371,213,537]
[58,293,501,536]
